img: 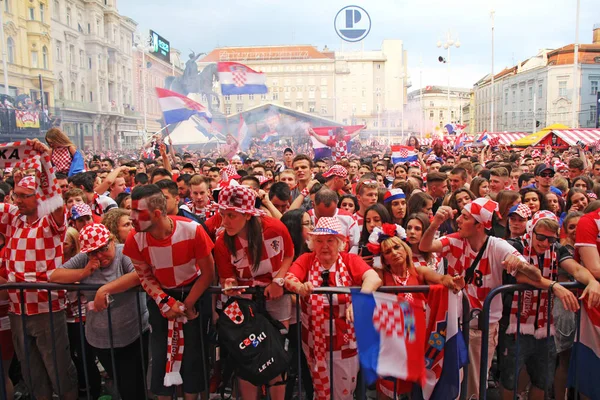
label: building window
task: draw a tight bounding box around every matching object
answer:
[321,87,327,99]
[260,94,267,100]
[382,119,387,128]
[520,88,524,102]
[429,110,434,119]
[504,93,508,105]
[66,7,71,25]
[248,94,254,100]
[591,106,597,123]
[89,91,93,102]
[373,120,378,127]
[53,0,59,18]
[272,93,279,101]
[87,23,91,34]
[558,81,567,97]
[538,84,543,98]
[80,85,85,102]
[236,95,242,100]
[224,95,230,101]
[591,81,598,95]
[70,82,75,100]
[308,103,315,112]
[7,38,14,63]
[225,105,231,115]
[31,51,38,68]
[451,110,455,119]
[512,90,516,102]
[321,105,327,114]
[42,46,48,69]
[236,104,243,113]
[528,86,533,99]
[40,4,45,22]
[79,50,84,68]
[88,57,92,69]
[4,0,10,13]
[439,110,443,119]
[29,7,35,20]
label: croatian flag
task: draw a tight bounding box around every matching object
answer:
[310,125,363,159]
[351,290,426,386]
[217,62,268,95]
[156,88,212,125]
[477,130,490,146]
[261,130,278,143]
[568,303,600,399]
[453,132,466,151]
[391,145,418,164]
[421,286,468,400]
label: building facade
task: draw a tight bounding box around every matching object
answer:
[198,40,409,142]
[132,45,183,137]
[51,0,139,151]
[473,25,600,133]
[405,86,471,136]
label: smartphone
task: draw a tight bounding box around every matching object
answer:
[221,286,250,292]
[358,245,373,258]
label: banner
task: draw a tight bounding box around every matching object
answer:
[15,110,40,128]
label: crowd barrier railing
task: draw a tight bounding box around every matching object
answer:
[0,283,470,400]
[477,281,588,400]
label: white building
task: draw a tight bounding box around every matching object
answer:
[405,86,471,136]
[198,40,410,140]
[474,24,600,133]
[51,0,138,151]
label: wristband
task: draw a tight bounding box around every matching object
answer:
[549,281,558,292]
[301,188,310,198]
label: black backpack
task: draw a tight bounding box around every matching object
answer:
[217,296,291,386]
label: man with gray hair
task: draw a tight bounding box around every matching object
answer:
[310,187,360,253]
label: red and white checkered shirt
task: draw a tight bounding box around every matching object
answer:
[214,216,294,287]
[0,203,67,315]
[185,201,216,220]
[51,146,72,174]
[353,212,364,232]
[326,137,349,162]
[123,216,214,289]
[438,233,524,323]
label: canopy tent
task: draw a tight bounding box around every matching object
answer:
[166,118,226,145]
[511,124,569,147]
[549,129,600,146]
[487,132,529,145]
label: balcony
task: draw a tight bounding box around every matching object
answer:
[55,99,97,112]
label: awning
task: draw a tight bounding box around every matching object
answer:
[551,129,600,146]
[488,132,528,145]
[511,124,570,147]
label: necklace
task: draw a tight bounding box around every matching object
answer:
[391,270,409,286]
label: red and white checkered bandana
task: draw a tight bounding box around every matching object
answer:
[322,165,348,179]
[17,175,37,190]
[554,160,568,173]
[215,185,266,217]
[309,217,344,237]
[525,210,558,241]
[221,165,241,181]
[70,203,92,220]
[79,223,111,253]
[531,150,542,159]
[257,175,273,186]
[463,198,499,230]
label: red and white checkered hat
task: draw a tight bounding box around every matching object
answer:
[221,165,241,181]
[525,210,559,241]
[257,175,273,186]
[17,175,37,191]
[309,217,345,238]
[70,203,92,220]
[79,223,111,254]
[215,185,266,217]
[554,160,568,173]
[508,203,532,220]
[531,149,542,159]
[463,198,499,230]
[323,165,348,179]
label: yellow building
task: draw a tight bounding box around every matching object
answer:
[0,0,55,106]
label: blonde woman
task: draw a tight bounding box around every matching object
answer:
[45,127,77,175]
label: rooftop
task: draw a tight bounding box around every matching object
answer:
[199,45,334,62]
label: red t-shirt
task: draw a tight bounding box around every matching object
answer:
[214,216,294,286]
[575,209,600,257]
[288,252,370,287]
[123,216,214,289]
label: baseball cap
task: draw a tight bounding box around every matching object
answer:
[284,147,294,154]
[508,204,532,220]
[534,164,555,176]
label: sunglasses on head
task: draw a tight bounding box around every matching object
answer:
[533,231,558,244]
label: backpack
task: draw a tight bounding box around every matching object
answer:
[217,296,291,386]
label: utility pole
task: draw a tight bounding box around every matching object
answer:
[490,9,495,132]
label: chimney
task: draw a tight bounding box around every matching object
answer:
[594,23,600,44]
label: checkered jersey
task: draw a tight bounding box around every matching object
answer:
[0,203,67,315]
[214,216,294,287]
[185,201,216,220]
[353,212,364,232]
[91,193,117,218]
[326,138,348,162]
[51,146,72,174]
[123,216,214,289]
[438,233,524,323]
[575,208,600,256]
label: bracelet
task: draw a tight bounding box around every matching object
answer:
[549,281,558,292]
[300,188,310,198]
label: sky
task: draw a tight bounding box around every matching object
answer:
[119,0,598,91]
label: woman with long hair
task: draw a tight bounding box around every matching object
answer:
[384,188,407,226]
[520,187,547,214]
[490,190,521,238]
[45,127,77,175]
[406,136,420,148]
[440,188,476,235]
[469,176,490,199]
[358,204,393,266]
[407,191,434,218]
[281,209,312,262]
[545,191,564,216]
[214,185,294,400]
[405,213,445,274]
[393,163,408,181]
[366,225,464,399]
[102,208,133,244]
[564,188,589,214]
[338,194,359,214]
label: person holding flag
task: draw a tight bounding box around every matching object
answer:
[307,126,362,163]
[419,198,543,399]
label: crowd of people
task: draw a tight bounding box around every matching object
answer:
[0,126,599,400]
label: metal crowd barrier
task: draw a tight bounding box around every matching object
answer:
[477,281,588,400]
[0,283,470,400]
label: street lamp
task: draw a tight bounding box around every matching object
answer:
[437,31,461,133]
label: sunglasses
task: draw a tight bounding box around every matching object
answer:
[89,241,111,256]
[533,231,558,244]
[539,172,554,178]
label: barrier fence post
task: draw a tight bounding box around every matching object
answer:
[574,297,581,400]
[460,294,471,400]
[135,292,149,400]
[18,289,33,395]
[328,293,334,398]
[47,289,62,398]
[296,293,302,399]
[0,323,6,400]
[106,302,118,394]
[513,291,522,400]
[77,291,91,400]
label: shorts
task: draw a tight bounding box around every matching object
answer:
[147,290,209,396]
[553,299,576,353]
[9,311,78,398]
[266,294,292,323]
[500,333,556,391]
